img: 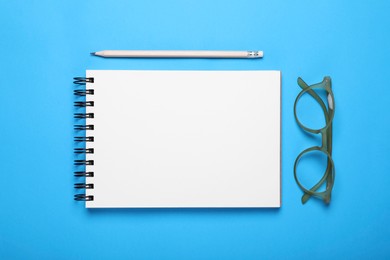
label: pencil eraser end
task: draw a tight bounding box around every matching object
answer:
[248,51,263,58]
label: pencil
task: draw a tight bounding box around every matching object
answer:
[91,50,263,59]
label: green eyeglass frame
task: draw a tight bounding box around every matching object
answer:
[293,76,335,204]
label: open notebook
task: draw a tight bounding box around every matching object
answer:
[74,70,281,208]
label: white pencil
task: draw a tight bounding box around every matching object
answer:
[91,50,263,59]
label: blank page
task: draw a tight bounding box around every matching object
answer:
[85,70,281,208]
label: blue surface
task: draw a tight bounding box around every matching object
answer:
[1,0,389,259]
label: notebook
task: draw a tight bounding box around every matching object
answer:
[73,70,281,208]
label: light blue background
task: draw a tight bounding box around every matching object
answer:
[1,0,389,259]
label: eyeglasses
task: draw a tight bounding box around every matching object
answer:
[293,76,335,204]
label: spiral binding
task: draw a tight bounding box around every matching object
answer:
[74,125,94,130]
[74,183,94,189]
[74,77,95,202]
[74,77,94,84]
[74,101,94,107]
[74,89,94,96]
[74,136,94,142]
[74,194,94,201]
[74,160,94,166]
[74,113,94,119]
[74,171,94,177]
[74,148,94,154]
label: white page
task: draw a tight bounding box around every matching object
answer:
[84,70,281,208]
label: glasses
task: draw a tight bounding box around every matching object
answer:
[293,76,335,204]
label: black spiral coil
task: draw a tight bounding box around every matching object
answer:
[74,77,95,201]
[74,148,94,154]
[74,113,94,119]
[74,101,94,107]
[74,89,95,96]
[74,194,94,201]
[74,125,94,130]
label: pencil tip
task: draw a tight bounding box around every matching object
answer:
[90,52,96,56]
